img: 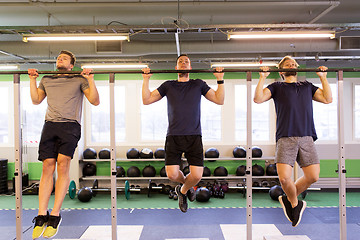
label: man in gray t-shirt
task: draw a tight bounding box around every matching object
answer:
[28,50,100,239]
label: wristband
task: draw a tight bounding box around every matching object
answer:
[217,80,224,84]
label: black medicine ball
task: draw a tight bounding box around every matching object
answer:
[139,148,154,159]
[98,148,111,159]
[127,166,141,177]
[266,164,277,176]
[205,148,219,158]
[252,146,263,158]
[83,163,96,176]
[116,166,125,177]
[214,166,228,176]
[126,148,140,159]
[252,164,265,176]
[154,148,165,159]
[182,166,190,176]
[78,187,93,202]
[83,148,97,159]
[269,185,284,201]
[160,166,167,177]
[196,187,211,202]
[236,165,246,176]
[202,166,211,177]
[233,146,246,158]
[142,165,156,177]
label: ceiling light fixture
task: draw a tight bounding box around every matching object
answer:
[0,65,19,70]
[81,64,148,69]
[211,62,278,68]
[23,34,129,42]
[228,31,335,40]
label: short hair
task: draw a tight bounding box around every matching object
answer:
[277,55,299,69]
[59,50,76,65]
[176,54,190,64]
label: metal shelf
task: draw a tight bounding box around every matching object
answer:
[81,157,275,162]
[81,175,278,181]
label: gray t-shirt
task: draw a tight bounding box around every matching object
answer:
[39,74,89,124]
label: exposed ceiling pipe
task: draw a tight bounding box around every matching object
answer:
[308,1,340,24]
[0,1,341,7]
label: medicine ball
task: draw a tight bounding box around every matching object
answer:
[236,165,246,176]
[139,148,153,159]
[182,166,190,176]
[214,166,228,176]
[202,166,211,177]
[205,147,219,159]
[233,146,246,158]
[196,187,211,202]
[269,185,285,201]
[98,148,111,159]
[126,148,140,159]
[83,148,97,159]
[83,163,96,176]
[160,166,167,177]
[266,164,277,176]
[116,166,125,177]
[142,165,156,177]
[252,146,263,158]
[154,148,165,159]
[127,166,141,177]
[252,164,265,176]
[78,187,93,202]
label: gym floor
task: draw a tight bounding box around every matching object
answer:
[1,191,359,240]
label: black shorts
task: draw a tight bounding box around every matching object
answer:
[38,121,81,161]
[164,135,204,167]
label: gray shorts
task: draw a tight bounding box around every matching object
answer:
[275,136,319,168]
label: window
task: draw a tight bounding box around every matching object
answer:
[90,85,126,143]
[313,83,337,140]
[21,86,47,143]
[235,85,270,142]
[201,85,222,141]
[141,93,168,141]
[355,85,360,139]
[0,86,9,143]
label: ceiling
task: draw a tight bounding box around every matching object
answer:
[0,0,360,70]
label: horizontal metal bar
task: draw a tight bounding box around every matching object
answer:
[1,68,360,75]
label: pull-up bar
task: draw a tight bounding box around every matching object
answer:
[1,68,360,75]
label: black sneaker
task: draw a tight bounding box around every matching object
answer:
[279,195,293,222]
[32,212,49,239]
[43,214,62,238]
[187,187,196,202]
[292,200,306,227]
[175,185,188,213]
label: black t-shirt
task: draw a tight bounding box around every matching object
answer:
[157,79,211,136]
[266,81,319,142]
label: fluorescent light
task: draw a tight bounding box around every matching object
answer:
[228,31,335,40]
[81,64,148,69]
[23,34,129,42]
[211,62,278,68]
[0,65,18,70]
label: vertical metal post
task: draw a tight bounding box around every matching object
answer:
[337,70,346,240]
[109,73,117,240]
[14,74,23,240]
[246,71,253,240]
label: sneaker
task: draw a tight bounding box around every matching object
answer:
[292,200,306,227]
[175,185,188,213]
[187,187,196,202]
[278,195,293,222]
[43,214,62,238]
[32,212,49,239]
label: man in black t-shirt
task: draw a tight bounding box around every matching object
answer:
[142,54,224,212]
[254,56,332,227]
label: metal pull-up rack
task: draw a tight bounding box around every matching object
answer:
[6,67,357,240]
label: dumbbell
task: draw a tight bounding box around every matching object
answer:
[147,180,172,197]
